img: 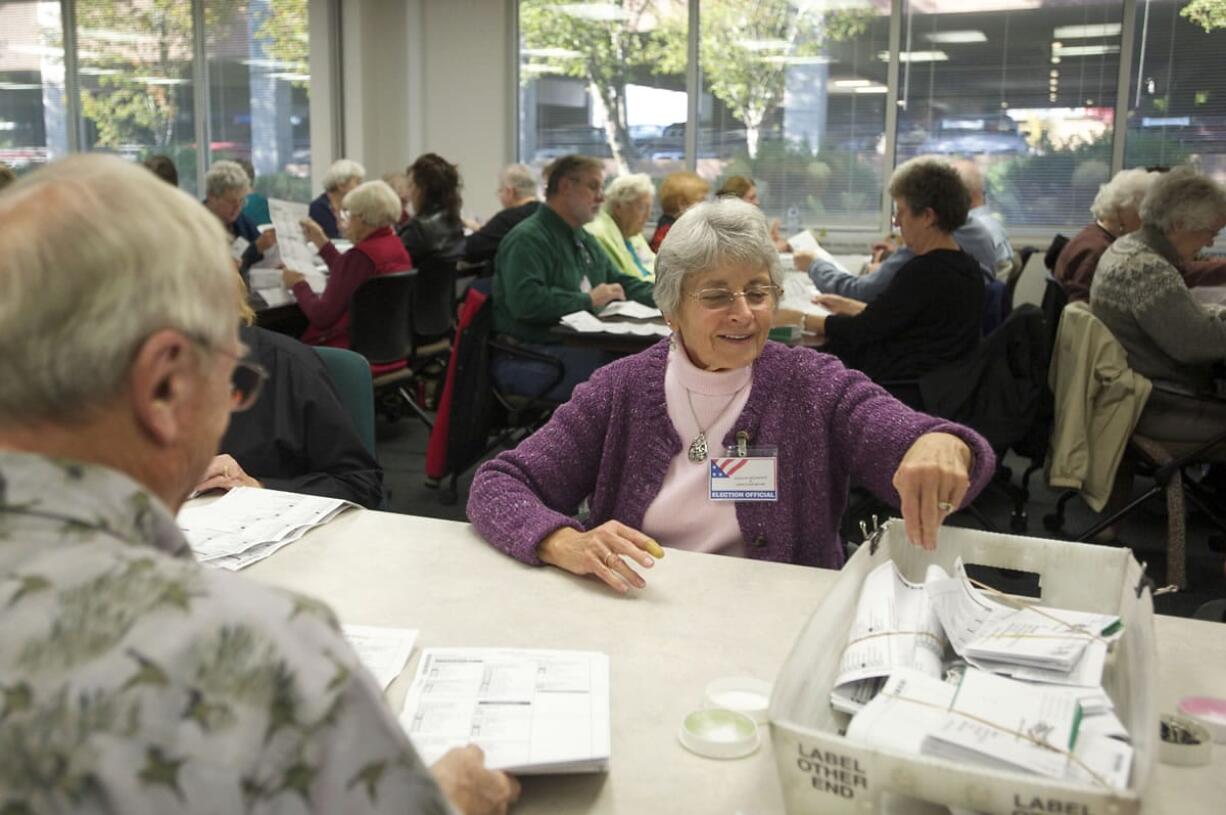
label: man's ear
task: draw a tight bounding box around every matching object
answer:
[128,330,199,447]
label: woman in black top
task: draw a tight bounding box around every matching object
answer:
[781,157,984,382]
[396,152,466,268]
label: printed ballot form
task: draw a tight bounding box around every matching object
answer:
[400,648,611,774]
[342,625,419,690]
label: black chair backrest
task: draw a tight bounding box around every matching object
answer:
[349,271,415,365]
[1040,274,1069,361]
[411,255,459,345]
[1043,233,1069,272]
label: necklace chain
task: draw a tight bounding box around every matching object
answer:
[684,384,747,463]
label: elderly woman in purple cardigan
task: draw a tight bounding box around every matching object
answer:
[468,198,995,594]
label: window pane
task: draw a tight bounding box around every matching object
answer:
[206,0,312,203]
[899,0,1123,229]
[1125,0,1226,179]
[76,0,198,194]
[0,0,67,176]
[698,0,890,231]
[518,0,689,187]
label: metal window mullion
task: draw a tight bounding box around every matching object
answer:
[191,0,210,193]
[1111,0,1138,175]
[508,0,519,164]
[880,0,904,234]
[61,0,83,153]
[684,0,699,172]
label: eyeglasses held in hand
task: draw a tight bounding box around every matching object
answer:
[688,285,782,311]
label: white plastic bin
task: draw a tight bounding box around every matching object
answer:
[769,520,1156,815]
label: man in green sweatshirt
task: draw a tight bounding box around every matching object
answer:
[492,154,656,400]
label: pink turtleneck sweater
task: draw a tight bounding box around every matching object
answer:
[640,341,753,556]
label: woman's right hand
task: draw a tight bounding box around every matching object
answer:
[299,217,328,249]
[537,522,665,594]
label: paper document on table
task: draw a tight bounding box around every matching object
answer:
[256,287,294,308]
[269,198,317,272]
[598,300,662,321]
[343,625,418,690]
[401,648,610,774]
[560,310,670,338]
[830,561,948,714]
[176,487,356,570]
[780,273,831,318]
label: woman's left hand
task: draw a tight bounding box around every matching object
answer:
[281,267,306,288]
[194,454,262,495]
[892,432,973,551]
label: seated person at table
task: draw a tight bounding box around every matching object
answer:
[310,158,366,239]
[195,282,385,509]
[1058,167,1226,303]
[1090,166,1226,452]
[396,152,466,271]
[953,158,1014,278]
[0,154,516,815]
[464,163,541,265]
[585,172,656,281]
[716,174,790,252]
[284,179,412,348]
[0,161,14,191]
[787,158,985,384]
[203,160,277,279]
[142,153,178,187]
[649,170,709,252]
[492,154,657,402]
[797,161,996,303]
[469,197,994,594]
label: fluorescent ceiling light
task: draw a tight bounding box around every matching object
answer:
[79,66,121,76]
[520,64,557,75]
[736,38,791,52]
[878,50,949,62]
[854,85,888,94]
[761,55,831,65]
[0,82,42,91]
[557,3,630,22]
[1053,23,1121,39]
[133,76,189,85]
[1052,44,1119,57]
[269,72,311,82]
[924,31,987,44]
[833,79,872,88]
[79,28,159,44]
[521,47,583,59]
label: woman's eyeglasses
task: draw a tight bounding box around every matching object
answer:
[688,285,781,311]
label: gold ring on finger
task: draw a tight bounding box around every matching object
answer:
[937,501,954,514]
[604,552,620,569]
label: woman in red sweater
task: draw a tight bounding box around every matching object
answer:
[283,179,413,348]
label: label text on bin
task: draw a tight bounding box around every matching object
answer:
[797,744,867,799]
[1012,795,1092,815]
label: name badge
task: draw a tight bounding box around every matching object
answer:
[708,449,778,502]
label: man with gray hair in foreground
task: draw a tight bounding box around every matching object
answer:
[0,155,518,815]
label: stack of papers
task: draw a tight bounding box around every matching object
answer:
[848,669,1132,791]
[560,310,670,338]
[926,560,1122,687]
[598,300,662,321]
[401,648,610,774]
[831,561,947,714]
[342,624,418,690]
[176,487,356,570]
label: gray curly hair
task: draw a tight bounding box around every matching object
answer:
[1139,165,1226,234]
[653,197,782,316]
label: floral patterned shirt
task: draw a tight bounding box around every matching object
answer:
[0,451,451,814]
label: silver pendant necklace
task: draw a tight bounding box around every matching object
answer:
[684,385,748,463]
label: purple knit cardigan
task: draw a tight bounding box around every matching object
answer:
[467,340,995,568]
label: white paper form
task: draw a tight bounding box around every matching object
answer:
[780,272,832,318]
[400,648,611,775]
[342,625,419,690]
[269,198,318,272]
[830,561,948,714]
[559,310,670,338]
[846,669,957,754]
[176,487,356,569]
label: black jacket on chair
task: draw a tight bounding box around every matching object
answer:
[397,209,465,269]
[918,304,1049,452]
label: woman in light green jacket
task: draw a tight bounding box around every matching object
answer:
[586,173,656,281]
